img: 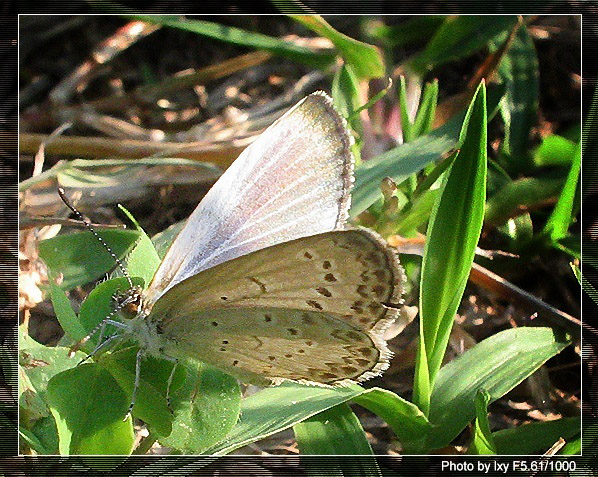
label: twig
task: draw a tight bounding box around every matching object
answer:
[20,133,249,168]
[49,21,162,104]
[470,263,582,339]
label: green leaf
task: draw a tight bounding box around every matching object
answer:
[158,362,241,453]
[133,15,335,71]
[496,214,534,246]
[46,364,135,455]
[204,384,367,454]
[468,389,497,454]
[414,81,487,413]
[351,119,456,218]
[544,141,581,241]
[534,134,577,167]
[19,426,50,454]
[151,220,185,259]
[496,24,539,166]
[559,433,581,455]
[28,416,59,456]
[484,173,565,226]
[49,283,86,349]
[294,403,374,455]
[38,229,141,290]
[99,347,186,439]
[424,327,570,451]
[571,262,581,284]
[20,345,87,413]
[289,15,385,80]
[351,388,431,451]
[398,76,438,145]
[492,416,580,455]
[116,208,161,287]
[332,64,361,122]
[409,16,518,75]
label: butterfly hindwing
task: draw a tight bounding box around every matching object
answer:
[148,229,403,385]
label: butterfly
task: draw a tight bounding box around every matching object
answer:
[67,92,403,414]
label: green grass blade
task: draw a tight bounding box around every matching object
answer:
[533,134,577,167]
[559,435,581,455]
[117,206,161,287]
[332,63,363,162]
[203,384,367,455]
[468,389,497,454]
[544,141,581,241]
[409,16,518,75]
[351,120,457,218]
[398,75,413,143]
[484,173,566,226]
[412,79,439,138]
[415,81,487,405]
[351,388,431,451]
[133,15,335,70]
[290,15,385,79]
[363,16,445,49]
[496,24,539,168]
[294,403,374,455]
[492,417,580,455]
[425,327,570,451]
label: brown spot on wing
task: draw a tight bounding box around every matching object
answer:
[316,287,332,297]
[357,285,369,298]
[372,284,386,298]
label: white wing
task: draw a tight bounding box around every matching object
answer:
[145,92,354,306]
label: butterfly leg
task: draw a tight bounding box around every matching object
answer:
[163,356,179,412]
[77,331,122,366]
[74,319,128,363]
[124,348,144,421]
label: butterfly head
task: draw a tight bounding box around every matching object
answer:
[113,286,144,319]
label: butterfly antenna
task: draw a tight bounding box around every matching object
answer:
[58,187,134,289]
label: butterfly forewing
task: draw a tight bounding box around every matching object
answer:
[148,229,403,385]
[145,93,353,307]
